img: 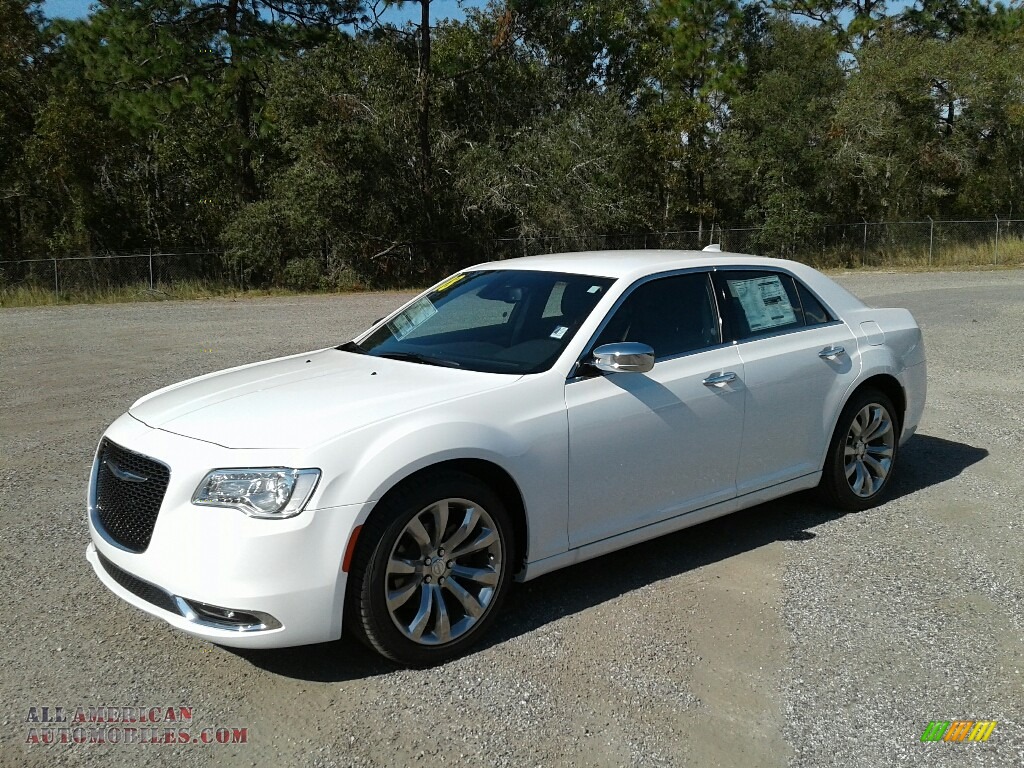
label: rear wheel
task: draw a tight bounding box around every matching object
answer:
[820,389,899,511]
[346,472,513,666]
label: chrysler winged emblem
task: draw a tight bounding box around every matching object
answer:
[105,458,148,483]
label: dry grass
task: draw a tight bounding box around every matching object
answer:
[0,280,328,308]
[807,234,1024,270]
[3,238,1022,308]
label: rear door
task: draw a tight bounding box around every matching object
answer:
[712,269,860,496]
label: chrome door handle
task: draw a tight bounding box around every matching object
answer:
[818,345,845,360]
[702,371,737,387]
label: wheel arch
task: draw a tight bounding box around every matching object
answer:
[852,373,906,431]
[819,371,907,472]
[818,372,905,510]
[364,458,529,577]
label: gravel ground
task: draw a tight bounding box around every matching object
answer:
[1,270,1021,767]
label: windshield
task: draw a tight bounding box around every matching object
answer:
[348,270,615,374]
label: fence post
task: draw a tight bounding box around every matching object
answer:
[927,216,934,265]
[53,257,59,300]
[994,214,1000,265]
[862,219,868,266]
[148,248,154,290]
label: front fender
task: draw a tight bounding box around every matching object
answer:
[308,375,571,564]
[330,420,527,507]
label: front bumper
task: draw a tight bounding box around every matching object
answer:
[86,414,369,649]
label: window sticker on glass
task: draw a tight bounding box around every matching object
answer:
[587,285,602,294]
[388,297,438,339]
[550,325,569,339]
[433,273,466,294]
[729,276,797,332]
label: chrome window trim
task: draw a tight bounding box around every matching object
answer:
[568,339,738,382]
[722,318,845,346]
[566,264,849,382]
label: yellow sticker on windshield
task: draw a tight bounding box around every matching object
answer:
[433,273,467,293]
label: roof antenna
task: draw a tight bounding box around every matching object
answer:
[702,243,721,252]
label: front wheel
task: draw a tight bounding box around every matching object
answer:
[819,389,900,511]
[346,472,514,666]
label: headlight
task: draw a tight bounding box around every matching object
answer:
[192,468,320,519]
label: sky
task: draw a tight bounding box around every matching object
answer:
[41,0,477,22]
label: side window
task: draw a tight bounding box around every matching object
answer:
[594,273,720,359]
[716,270,833,340]
[796,281,832,326]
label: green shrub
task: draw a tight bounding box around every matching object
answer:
[283,256,323,290]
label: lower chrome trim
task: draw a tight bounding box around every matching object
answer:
[94,550,281,633]
[174,598,282,633]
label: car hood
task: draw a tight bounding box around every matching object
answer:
[129,349,517,449]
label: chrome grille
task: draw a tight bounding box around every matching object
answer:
[94,439,170,553]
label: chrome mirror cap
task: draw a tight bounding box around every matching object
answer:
[592,342,656,374]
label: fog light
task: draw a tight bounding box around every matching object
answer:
[175,598,281,632]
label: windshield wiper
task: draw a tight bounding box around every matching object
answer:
[378,351,462,368]
[338,342,460,368]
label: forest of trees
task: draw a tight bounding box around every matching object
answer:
[1,0,1022,287]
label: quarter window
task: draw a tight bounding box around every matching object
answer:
[795,281,832,326]
[594,273,720,360]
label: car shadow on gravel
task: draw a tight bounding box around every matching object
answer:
[233,432,986,681]
[885,433,988,502]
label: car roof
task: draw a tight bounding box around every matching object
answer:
[466,249,867,313]
[469,249,806,281]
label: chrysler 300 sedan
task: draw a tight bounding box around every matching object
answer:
[86,250,926,666]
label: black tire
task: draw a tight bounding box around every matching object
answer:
[819,388,900,511]
[345,471,514,667]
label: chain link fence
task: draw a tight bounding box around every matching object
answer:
[0,249,241,300]
[1,218,1021,303]
[812,218,1023,268]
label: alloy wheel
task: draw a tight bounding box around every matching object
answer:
[384,498,503,646]
[844,403,895,498]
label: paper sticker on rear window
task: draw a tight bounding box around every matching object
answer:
[728,276,797,332]
[388,297,438,339]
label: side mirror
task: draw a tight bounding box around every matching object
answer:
[591,342,655,374]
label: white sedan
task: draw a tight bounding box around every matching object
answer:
[86,250,926,666]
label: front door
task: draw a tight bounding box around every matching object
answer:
[566,272,745,549]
